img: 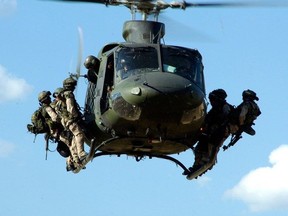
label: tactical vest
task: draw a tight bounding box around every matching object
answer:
[56,90,82,121]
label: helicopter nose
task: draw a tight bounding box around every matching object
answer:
[112,72,205,124]
[141,72,205,122]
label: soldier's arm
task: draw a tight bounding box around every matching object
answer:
[239,105,248,126]
[64,91,78,118]
[45,106,59,122]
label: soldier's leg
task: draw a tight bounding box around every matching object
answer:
[195,134,210,164]
[69,138,80,164]
[69,122,87,159]
[59,134,70,147]
[58,131,79,167]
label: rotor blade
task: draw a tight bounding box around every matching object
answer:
[43,0,288,12]
[47,0,110,4]
[184,2,247,7]
[178,1,288,9]
[76,26,83,80]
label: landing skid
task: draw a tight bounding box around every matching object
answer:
[72,137,216,180]
[92,152,191,175]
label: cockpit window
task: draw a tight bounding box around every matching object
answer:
[162,47,204,90]
[115,46,159,81]
[114,45,205,91]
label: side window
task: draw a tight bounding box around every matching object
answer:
[106,56,114,90]
[100,55,115,113]
[84,82,96,116]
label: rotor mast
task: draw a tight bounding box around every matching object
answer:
[122,2,166,44]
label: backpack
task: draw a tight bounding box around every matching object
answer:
[228,101,261,126]
[27,107,50,135]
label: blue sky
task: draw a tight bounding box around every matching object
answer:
[1,0,288,216]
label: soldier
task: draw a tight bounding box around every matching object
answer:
[84,55,99,84]
[231,89,261,136]
[186,89,233,174]
[38,91,67,144]
[38,91,75,170]
[56,77,87,166]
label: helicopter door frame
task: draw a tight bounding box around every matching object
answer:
[99,54,115,114]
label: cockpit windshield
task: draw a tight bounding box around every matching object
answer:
[161,46,204,90]
[114,45,204,91]
[115,46,159,81]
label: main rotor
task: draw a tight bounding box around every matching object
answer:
[48,0,288,42]
[48,0,257,21]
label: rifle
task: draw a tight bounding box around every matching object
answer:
[44,134,50,160]
[223,130,243,151]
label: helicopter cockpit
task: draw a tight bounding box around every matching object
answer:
[161,46,204,90]
[114,45,205,91]
[115,46,160,81]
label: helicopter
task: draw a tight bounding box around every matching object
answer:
[43,0,268,179]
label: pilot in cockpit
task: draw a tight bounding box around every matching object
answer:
[116,59,131,81]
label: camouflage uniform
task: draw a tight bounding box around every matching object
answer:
[38,91,70,146]
[38,91,75,169]
[56,77,87,165]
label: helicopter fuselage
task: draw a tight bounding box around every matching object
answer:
[84,41,207,155]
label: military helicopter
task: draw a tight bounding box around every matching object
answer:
[46,0,270,179]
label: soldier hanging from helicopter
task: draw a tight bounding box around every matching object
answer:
[27,90,74,169]
[184,89,233,176]
[51,87,79,171]
[185,89,261,178]
[54,77,88,167]
[223,89,261,151]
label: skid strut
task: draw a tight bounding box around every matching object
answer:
[93,152,190,174]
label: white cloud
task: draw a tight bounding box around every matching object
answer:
[0,139,15,158]
[0,65,33,103]
[196,175,211,187]
[225,145,288,212]
[0,0,17,17]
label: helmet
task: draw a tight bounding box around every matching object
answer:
[209,89,227,102]
[38,91,51,103]
[53,87,63,98]
[242,89,259,101]
[63,77,77,90]
[84,55,99,69]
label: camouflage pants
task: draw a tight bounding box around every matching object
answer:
[68,122,86,162]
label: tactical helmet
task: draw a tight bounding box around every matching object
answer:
[242,89,259,101]
[84,55,99,69]
[63,77,77,90]
[209,89,227,101]
[38,91,51,103]
[53,87,63,98]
